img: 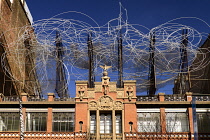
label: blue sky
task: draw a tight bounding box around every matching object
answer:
[27,0,210,32]
[26,0,210,96]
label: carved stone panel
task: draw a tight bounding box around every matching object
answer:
[117,91,124,98]
[109,84,116,92]
[89,101,97,110]
[114,101,123,110]
[95,84,102,92]
[98,96,113,110]
[126,86,134,101]
[88,90,95,98]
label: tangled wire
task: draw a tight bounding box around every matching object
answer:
[1,9,210,96]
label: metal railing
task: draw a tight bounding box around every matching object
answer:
[125,132,191,140]
[0,132,86,140]
[164,95,186,101]
[28,96,47,101]
[2,96,19,101]
[137,96,158,101]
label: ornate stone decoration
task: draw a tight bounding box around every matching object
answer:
[114,101,123,110]
[88,97,123,110]
[117,91,124,98]
[88,90,95,98]
[98,96,113,110]
[89,101,97,109]
[126,86,134,101]
[78,86,85,101]
[100,65,111,95]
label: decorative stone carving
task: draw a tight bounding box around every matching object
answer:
[109,84,116,92]
[89,101,97,109]
[100,65,111,95]
[98,96,113,110]
[78,86,85,101]
[117,91,123,98]
[95,84,102,92]
[126,86,134,101]
[87,90,95,98]
[114,101,123,110]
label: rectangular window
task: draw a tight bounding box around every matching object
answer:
[53,112,74,132]
[166,112,189,132]
[116,114,122,133]
[26,113,47,131]
[100,113,112,133]
[197,113,210,133]
[0,113,19,131]
[137,112,160,132]
[90,112,96,133]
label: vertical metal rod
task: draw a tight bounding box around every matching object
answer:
[88,32,94,88]
[55,31,68,98]
[118,30,123,88]
[148,31,156,96]
[19,97,24,140]
[192,97,198,140]
[179,29,189,94]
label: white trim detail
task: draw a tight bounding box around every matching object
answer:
[165,108,187,112]
[137,108,160,112]
[196,108,210,112]
[26,108,48,112]
[0,108,19,112]
[52,108,75,112]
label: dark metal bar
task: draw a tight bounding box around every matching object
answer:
[118,30,123,88]
[55,30,68,98]
[88,32,95,88]
[148,31,156,96]
[173,29,190,94]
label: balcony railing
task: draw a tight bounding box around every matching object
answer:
[28,96,47,101]
[0,132,87,140]
[137,96,158,101]
[100,133,113,139]
[54,97,75,101]
[164,95,186,101]
[125,132,191,140]
[2,96,19,101]
[194,95,210,101]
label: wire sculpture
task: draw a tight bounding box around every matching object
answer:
[0,8,210,97]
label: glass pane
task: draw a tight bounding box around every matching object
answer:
[0,113,19,131]
[100,113,112,134]
[137,112,160,132]
[53,112,75,132]
[166,112,189,132]
[26,113,47,131]
[116,114,122,133]
[197,113,210,133]
[90,113,96,133]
